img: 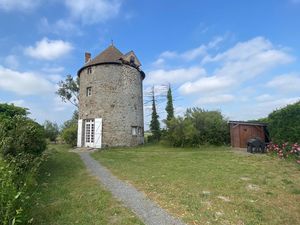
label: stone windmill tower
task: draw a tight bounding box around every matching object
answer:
[77,44,145,148]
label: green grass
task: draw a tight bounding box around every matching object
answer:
[26,144,144,225]
[92,144,300,225]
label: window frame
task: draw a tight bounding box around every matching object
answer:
[86,87,92,96]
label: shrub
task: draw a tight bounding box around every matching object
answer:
[268,101,300,143]
[0,103,47,224]
[0,155,45,225]
[0,162,23,225]
[267,142,300,163]
[165,108,230,147]
[61,124,77,146]
[0,116,46,158]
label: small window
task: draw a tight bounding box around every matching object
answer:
[86,87,92,96]
[87,67,92,74]
[131,126,137,136]
[130,56,135,64]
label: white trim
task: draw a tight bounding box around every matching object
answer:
[77,119,83,147]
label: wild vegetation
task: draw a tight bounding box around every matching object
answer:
[165,108,229,147]
[43,120,59,143]
[0,103,47,225]
[92,144,300,225]
[60,111,78,146]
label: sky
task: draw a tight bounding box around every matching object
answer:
[0,0,300,128]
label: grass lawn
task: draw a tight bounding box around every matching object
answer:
[26,144,143,225]
[92,144,300,225]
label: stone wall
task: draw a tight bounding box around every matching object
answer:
[78,63,144,147]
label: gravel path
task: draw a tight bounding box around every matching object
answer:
[79,152,186,225]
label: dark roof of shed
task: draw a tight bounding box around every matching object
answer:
[228,121,268,126]
[85,45,123,66]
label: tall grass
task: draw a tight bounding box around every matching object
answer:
[0,154,45,225]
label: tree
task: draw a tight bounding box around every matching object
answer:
[165,85,174,123]
[150,87,161,141]
[56,75,79,107]
[44,120,59,142]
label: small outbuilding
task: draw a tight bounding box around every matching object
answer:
[229,121,269,148]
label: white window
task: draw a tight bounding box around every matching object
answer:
[86,87,92,96]
[132,126,137,136]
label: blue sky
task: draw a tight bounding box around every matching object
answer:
[0,0,299,128]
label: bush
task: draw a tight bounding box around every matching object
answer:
[0,116,46,158]
[267,142,300,163]
[61,124,77,146]
[0,103,47,224]
[165,108,230,147]
[0,155,45,225]
[268,101,300,143]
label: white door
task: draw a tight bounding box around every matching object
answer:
[84,119,94,147]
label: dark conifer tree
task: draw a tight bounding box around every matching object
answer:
[165,85,174,122]
[150,87,161,141]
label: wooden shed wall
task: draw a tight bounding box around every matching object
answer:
[230,124,265,148]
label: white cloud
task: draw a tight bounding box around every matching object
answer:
[154,36,224,64]
[41,66,65,74]
[0,66,53,95]
[179,76,234,95]
[179,37,293,95]
[0,0,39,11]
[181,36,223,61]
[196,94,235,105]
[146,66,206,86]
[144,85,168,97]
[25,38,73,60]
[64,0,122,24]
[255,94,273,102]
[39,17,83,36]
[266,73,300,93]
[4,55,19,69]
[9,99,26,107]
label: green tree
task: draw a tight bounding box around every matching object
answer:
[56,75,79,107]
[44,120,59,142]
[150,90,161,141]
[165,85,174,123]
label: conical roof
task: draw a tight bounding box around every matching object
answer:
[85,45,124,66]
